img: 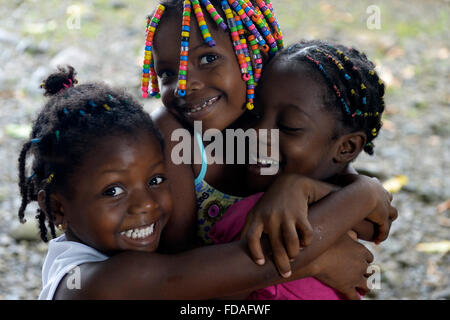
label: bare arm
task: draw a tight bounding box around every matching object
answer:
[243,173,395,275]
[152,107,197,253]
[52,112,385,299]
[53,175,381,299]
[54,239,314,299]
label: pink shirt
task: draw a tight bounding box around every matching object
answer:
[209,192,345,300]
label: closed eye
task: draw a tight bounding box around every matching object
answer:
[278,123,304,132]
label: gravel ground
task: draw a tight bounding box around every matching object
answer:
[0,0,448,300]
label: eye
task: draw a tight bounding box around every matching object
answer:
[199,54,219,65]
[103,186,125,197]
[278,123,303,133]
[149,175,166,187]
[159,70,175,79]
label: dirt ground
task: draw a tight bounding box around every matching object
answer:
[0,0,448,299]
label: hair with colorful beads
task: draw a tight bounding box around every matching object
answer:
[276,40,386,155]
[18,65,163,242]
[141,0,284,111]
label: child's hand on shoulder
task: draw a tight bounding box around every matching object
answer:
[240,173,337,278]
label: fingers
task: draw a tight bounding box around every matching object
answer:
[240,211,254,240]
[374,219,391,244]
[385,188,393,202]
[356,281,370,297]
[282,222,300,260]
[342,288,361,300]
[390,206,398,222]
[364,247,374,264]
[269,230,292,278]
[296,216,314,247]
[347,230,358,241]
[357,264,373,297]
[245,222,266,266]
[375,203,397,244]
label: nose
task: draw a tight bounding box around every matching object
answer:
[128,189,159,215]
[174,67,205,98]
[254,116,275,144]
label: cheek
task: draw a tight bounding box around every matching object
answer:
[161,82,176,108]
[228,71,247,102]
[77,202,123,234]
[281,139,314,172]
[155,187,173,218]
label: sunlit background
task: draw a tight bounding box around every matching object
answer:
[0,0,448,299]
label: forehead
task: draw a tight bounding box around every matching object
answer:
[80,132,163,173]
[152,8,234,62]
[260,59,326,104]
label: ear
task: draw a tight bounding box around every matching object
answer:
[332,132,367,164]
[37,190,66,227]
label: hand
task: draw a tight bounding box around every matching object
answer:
[336,174,398,244]
[240,174,337,278]
[362,177,398,244]
[311,232,374,300]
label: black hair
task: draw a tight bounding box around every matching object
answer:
[157,0,223,14]
[144,0,284,112]
[275,40,386,155]
[18,65,164,242]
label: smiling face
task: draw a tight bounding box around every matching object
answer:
[153,10,247,131]
[246,60,343,191]
[52,131,172,254]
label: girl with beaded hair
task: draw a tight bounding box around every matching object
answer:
[138,0,396,299]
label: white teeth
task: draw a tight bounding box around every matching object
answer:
[249,154,279,166]
[121,224,155,240]
[184,96,218,115]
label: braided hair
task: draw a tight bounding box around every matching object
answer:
[141,0,284,111]
[277,40,386,155]
[18,65,163,242]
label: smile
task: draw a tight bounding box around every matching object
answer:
[120,223,155,240]
[182,96,220,116]
[249,153,280,168]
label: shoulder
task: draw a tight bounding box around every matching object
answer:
[151,107,185,137]
[150,107,193,174]
[151,107,197,251]
[39,236,108,300]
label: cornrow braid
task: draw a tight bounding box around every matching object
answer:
[18,65,163,242]
[279,40,386,155]
[18,141,33,224]
[36,209,48,242]
[141,0,284,111]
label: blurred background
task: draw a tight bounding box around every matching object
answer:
[0,0,448,299]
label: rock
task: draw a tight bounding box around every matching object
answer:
[0,234,12,246]
[110,1,127,9]
[50,46,94,70]
[3,123,31,140]
[9,221,41,242]
[28,66,52,94]
[16,38,47,55]
[0,28,18,45]
[431,288,450,300]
